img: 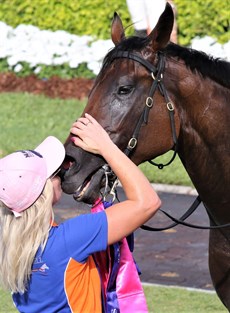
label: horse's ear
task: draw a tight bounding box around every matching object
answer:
[148,2,174,51]
[111,12,125,46]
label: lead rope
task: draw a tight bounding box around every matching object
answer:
[141,196,201,231]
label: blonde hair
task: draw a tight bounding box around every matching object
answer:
[0,179,54,293]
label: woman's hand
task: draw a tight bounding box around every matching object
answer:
[70,113,114,155]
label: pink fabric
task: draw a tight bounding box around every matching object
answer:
[116,239,148,312]
[92,200,148,313]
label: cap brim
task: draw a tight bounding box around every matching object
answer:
[35,136,65,178]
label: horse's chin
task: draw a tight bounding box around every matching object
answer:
[73,168,106,204]
[61,167,107,205]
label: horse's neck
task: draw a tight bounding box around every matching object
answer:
[175,75,230,218]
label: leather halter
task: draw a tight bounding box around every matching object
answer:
[111,51,178,169]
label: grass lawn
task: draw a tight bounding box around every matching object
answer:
[0,92,192,186]
[144,284,227,313]
[0,284,227,313]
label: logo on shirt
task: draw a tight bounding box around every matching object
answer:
[32,263,49,274]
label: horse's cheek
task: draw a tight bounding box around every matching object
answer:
[109,98,125,127]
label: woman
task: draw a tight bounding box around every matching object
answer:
[0,114,161,312]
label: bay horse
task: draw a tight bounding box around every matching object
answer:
[62,3,230,309]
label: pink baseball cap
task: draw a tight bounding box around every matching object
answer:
[0,136,65,216]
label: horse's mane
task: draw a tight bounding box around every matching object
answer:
[103,37,230,89]
[165,43,230,88]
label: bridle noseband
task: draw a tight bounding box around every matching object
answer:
[111,51,178,169]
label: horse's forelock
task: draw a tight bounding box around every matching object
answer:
[102,36,150,69]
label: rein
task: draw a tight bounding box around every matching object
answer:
[142,197,230,231]
[108,50,230,231]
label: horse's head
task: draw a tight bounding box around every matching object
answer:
[62,3,180,204]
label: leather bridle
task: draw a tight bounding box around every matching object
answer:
[111,51,178,169]
[109,50,230,231]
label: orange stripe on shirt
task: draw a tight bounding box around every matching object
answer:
[64,256,102,313]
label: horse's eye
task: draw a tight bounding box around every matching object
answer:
[118,85,133,95]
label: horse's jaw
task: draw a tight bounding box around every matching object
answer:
[62,167,106,204]
[61,143,109,204]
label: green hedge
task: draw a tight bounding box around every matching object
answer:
[174,0,230,45]
[0,0,132,39]
[0,0,229,45]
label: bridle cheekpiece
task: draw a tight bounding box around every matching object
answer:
[111,51,178,169]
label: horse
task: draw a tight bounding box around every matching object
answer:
[61,3,230,309]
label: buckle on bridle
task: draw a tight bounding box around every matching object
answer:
[127,137,137,149]
[102,165,118,203]
[146,97,153,107]
[151,72,163,82]
[167,101,174,111]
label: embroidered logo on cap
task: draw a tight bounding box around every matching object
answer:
[18,150,43,158]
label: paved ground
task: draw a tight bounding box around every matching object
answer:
[54,185,213,291]
[133,191,212,290]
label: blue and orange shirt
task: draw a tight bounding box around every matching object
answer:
[12,211,108,313]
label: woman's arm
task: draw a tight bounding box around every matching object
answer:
[70,113,161,245]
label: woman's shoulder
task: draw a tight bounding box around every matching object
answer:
[52,211,107,238]
[50,211,108,261]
